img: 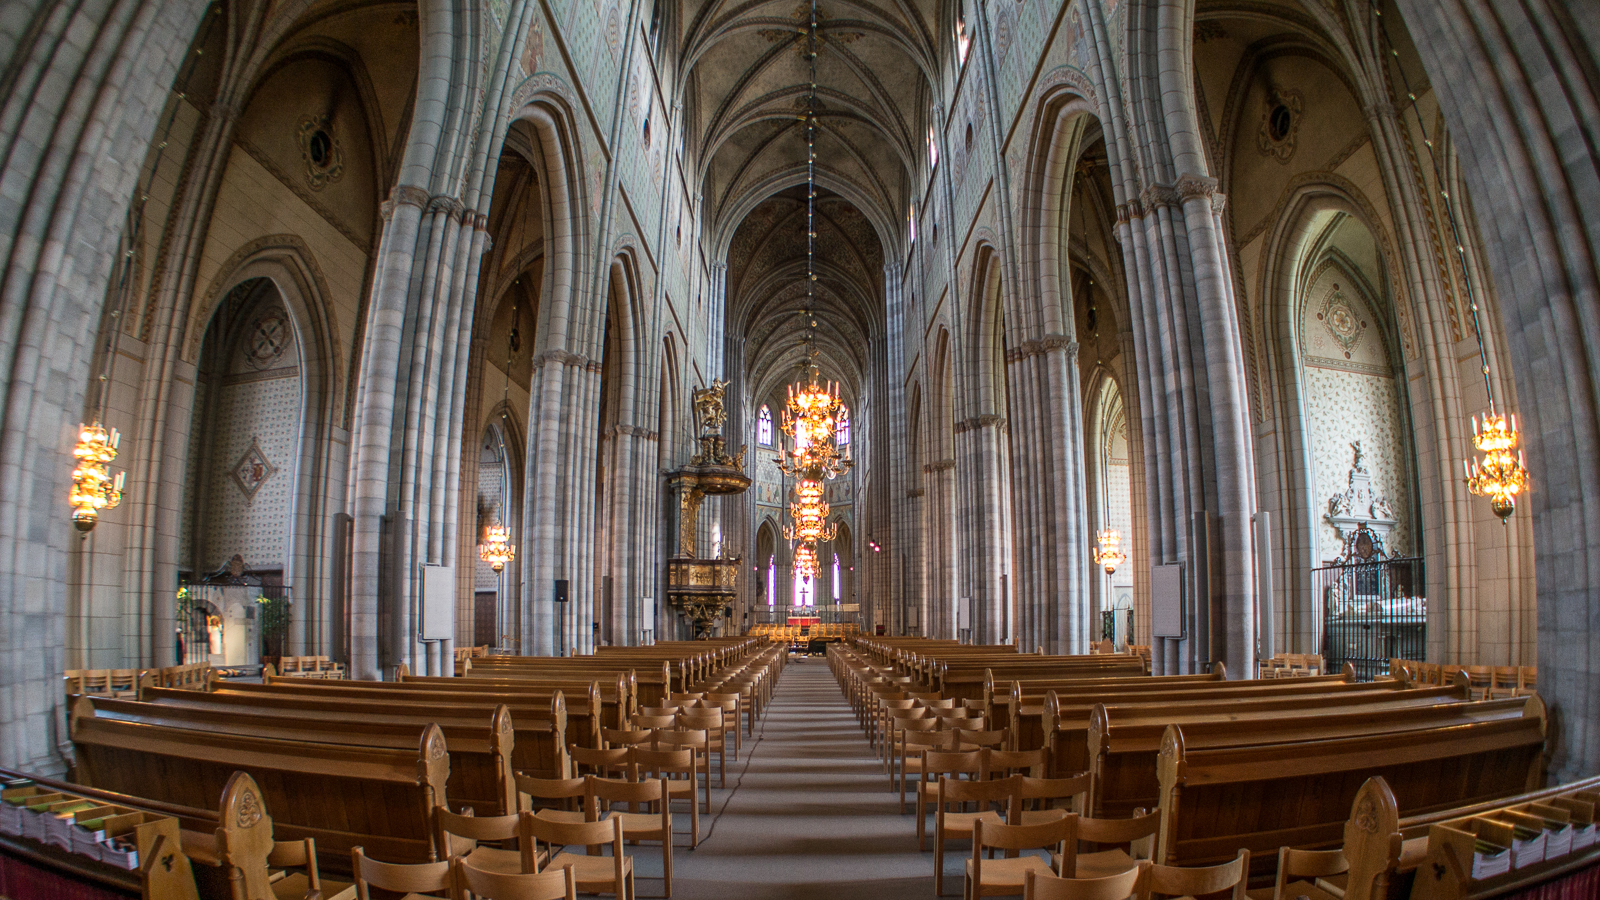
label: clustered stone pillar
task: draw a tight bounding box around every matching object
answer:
[0,0,210,770]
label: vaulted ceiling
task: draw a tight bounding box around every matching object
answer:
[680,0,937,399]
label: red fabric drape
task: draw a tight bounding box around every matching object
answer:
[1504,862,1600,900]
[0,852,133,900]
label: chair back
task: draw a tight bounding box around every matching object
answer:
[941,773,1022,809]
[459,858,577,900]
[1012,774,1092,821]
[350,846,453,900]
[568,746,634,779]
[976,813,1078,853]
[515,774,588,811]
[1146,849,1251,900]
[1272,847,1347,900]
[1023,863,1146,900]
[522,810,622,852]
[435,805,534,869]
[601,727,653,748]
[587,774,667,809]
[955,728,1008,751]
[633,746,695,777]
[984,747,1049,778]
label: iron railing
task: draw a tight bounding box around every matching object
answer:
[1315,555,1424,681]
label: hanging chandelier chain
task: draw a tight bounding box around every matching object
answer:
[1373,7,1495,407]
[1373,8,1528,521]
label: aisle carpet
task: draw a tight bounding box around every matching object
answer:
[669,657,935,899]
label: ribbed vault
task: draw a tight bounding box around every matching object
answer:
[733,186,883,402]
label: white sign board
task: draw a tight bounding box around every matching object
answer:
[420,565,456,641]
[1151,564,1184,638]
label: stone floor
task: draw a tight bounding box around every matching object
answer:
[663,657,937,899]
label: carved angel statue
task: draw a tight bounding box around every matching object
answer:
[692,378,729,432]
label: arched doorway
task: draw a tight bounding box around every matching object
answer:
[1089,376,1134,650]
[178,278,305,665]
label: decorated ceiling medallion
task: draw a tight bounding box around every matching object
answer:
[1257,87,1302,163]
[297,115,344,190]
[1318,286,1366,357]
[245,312,290,369]
[231,438,277,501]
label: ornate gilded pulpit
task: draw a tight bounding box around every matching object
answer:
[665,379,750,637]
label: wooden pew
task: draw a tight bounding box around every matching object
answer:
[1086,695,1536,818]
[1339,773,1600,900]
[405,669,630,729]
[1036,678,1456,766]
[148,683,571,780]
[69,699,450,864]
[86,695,519,817]
[1153,707,1547,871]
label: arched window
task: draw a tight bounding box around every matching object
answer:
[767,555,776,607]
[832,553,841,601]
[794,562,814,608]
[955,4,970,64]
[757,404,773,446]
[836,405,850,447]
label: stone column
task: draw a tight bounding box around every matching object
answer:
[0,0,210,770]
[1394,0,1600,781]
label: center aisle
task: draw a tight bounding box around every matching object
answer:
[674,657,934,899]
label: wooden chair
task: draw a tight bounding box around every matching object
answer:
[587,776,672,897]
[967,815,1076,900]
[901,727,957,810]
[704,691,751,742]
[1023,863,1145,900]
[936,774,1021,895]
[350,846,456,900]
[883,704,930,763]
[524,812,634,900]
[435,805,539,875]
[1011,774,1091,827]
[1263,847,1347,900]
[1144,849,1250,900]
[699,695,742,760]
[653,729,712,814]
[917,748,986,849]
[634,747,700,848]
[264,837,352,900]
[677,708,727,787]
[1056,811,1160,880]
[893,718,944,785]
[639,707,681,718]
[458,858,577,900]
[516,774,592,826]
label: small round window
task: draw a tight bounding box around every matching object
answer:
[308,129,333,168]
[1268,105,1292,142]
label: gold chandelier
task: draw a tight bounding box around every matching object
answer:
[1465,407,1528,520]
[479,519,514,572]
[785,478,837,544]
[793,543,820,580]
[70,423,124,532]
[1092,528,1125,575]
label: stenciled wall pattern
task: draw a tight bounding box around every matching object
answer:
[1301,268,1411,561]
[202,368,301,572]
